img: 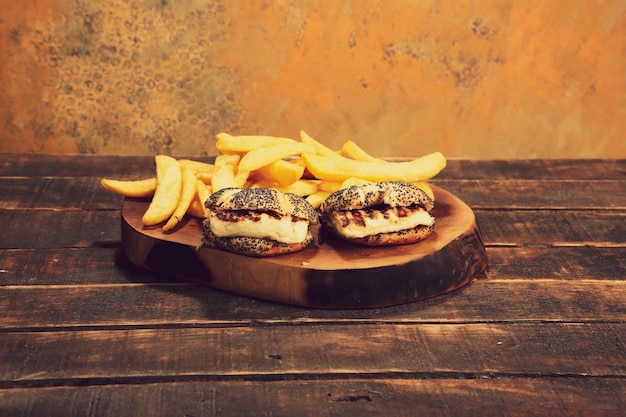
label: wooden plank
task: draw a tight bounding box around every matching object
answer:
[2,154,624,180]
[433,179,626,209]
[2,177,625,210]
[0,378,624,417]
[0,248,155,285]
[0,177,126,209]
[0,211,121,249]
[435,158,626,180]
[4,209,624,250]
[0,154,161,178]
[486,247,626,279]
[1,280,625,328]
[476,210,626,246]
[2,323,625,381]
[1,246,624,286]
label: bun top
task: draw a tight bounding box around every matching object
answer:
[205,187,319,223]
[319,181,434,213]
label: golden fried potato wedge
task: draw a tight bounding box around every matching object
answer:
[305,190,332,209]
[215,132,296,153]
[256,159,306,187]
[142,155,182,226]
[178,159,215,176]
[341,140,386,163]
[302,151,447,183]
[196,172,212,185]
[210,154,240,191]
[299,130,342,158]
[274,179,320,196]
[238,142,315,173]
[196,179,212,205]
[318,180,342,193]
[214,154,241,168]
[186,196,206,219]
[100,177,156,198]
[187,179,213,219]
[211,163,238,192]
[163,166,197,232]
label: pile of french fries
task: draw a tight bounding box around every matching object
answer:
[101,131,447,232]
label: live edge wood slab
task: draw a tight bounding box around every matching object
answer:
[121,185,487,308]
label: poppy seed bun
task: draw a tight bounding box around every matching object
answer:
[318,181,435,247]
[206,187,319,223]
[319,181,434,213]
[201,226,315,257]
[345,223,435,247]
[202,187,319,257]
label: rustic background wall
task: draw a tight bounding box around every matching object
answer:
[1,0,624,159]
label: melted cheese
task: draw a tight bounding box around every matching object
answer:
[329,207,434,239]
[208,212,309,244]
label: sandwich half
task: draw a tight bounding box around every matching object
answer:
[318,181,435,247]
[202,187,319,257]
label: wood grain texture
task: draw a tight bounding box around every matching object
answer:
[2,280,625,329]
[1,154,624,416]
[1,379,624,417]
[2,323,625,381]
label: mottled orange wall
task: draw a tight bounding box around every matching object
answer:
[0,0,624,158]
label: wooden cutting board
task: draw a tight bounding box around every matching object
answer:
[121,185,487,309]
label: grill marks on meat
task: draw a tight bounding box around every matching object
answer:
[335,205,417,228]
[214,209,297,223]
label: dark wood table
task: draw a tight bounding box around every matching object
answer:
[1,154,625,416]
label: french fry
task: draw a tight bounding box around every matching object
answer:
[274,179,320,196]
[187,179,213,219]
[299,130,342,158]
[305,190,332,209]
[318,181,343,193]
[234,171,250,188]
[178,159,215,176]
[302,151,447,183]
[237,142,316,173]
[211,164,238,192]
[341,140,386,163]
[256,159,306,186]
[163,166,197,232]
[249,178,277,189]
[186,196,206,218]
[214,154,241,167]
[142,155,182,226]
[210,154,240,191]
[196,179,212,204]
[100,177,156,198]
[215,132,296,153]
[196,172,212,185]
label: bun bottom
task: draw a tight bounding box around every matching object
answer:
[328,223,435,247]
[202,220,314,257]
